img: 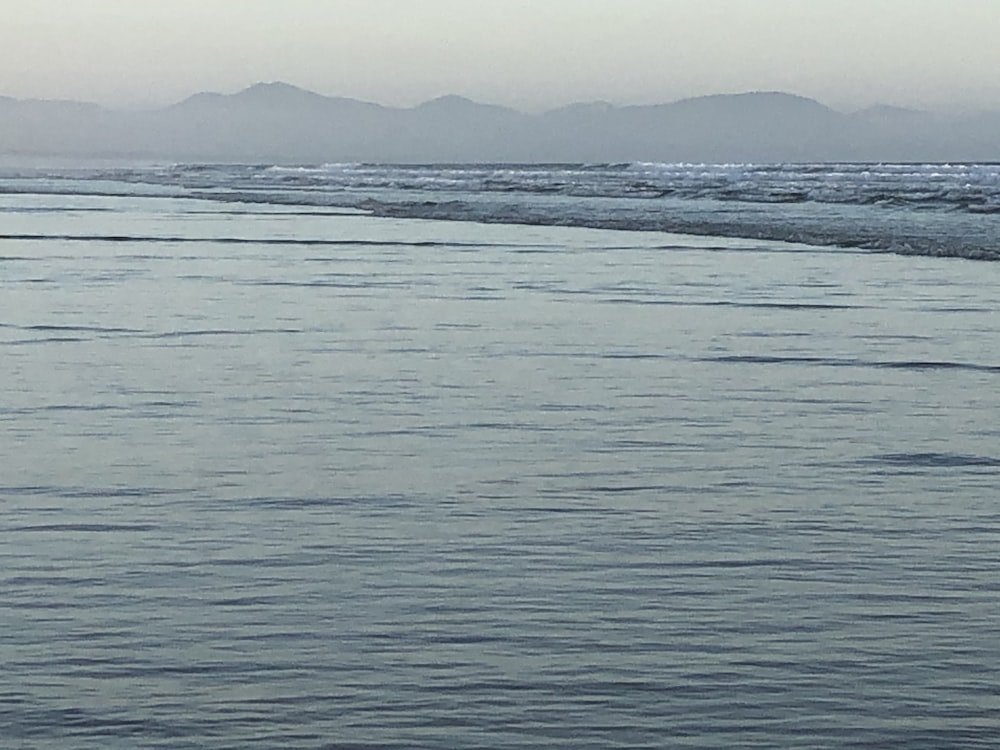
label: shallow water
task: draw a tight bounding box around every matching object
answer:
[2,189,1000,748]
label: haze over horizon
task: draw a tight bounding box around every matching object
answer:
[3,0,1000,114]
[4,80,988,117]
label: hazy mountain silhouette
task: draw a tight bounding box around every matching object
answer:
[1,82,998,162]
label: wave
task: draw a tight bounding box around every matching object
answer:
[704,354,1000,373]
[352,197,1000,262]
[4,162,1000,261]
[865,452,1000,469]
[11,161,1000,210]
[0,232,513,249]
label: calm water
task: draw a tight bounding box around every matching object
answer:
[2,178,1000,748]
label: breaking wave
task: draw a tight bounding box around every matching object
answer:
[3,161,999,260]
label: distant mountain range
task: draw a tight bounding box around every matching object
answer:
[2,82,998,163]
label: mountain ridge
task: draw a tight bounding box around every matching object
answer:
[1,83,998,163]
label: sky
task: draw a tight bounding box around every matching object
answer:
[2,0,999,113]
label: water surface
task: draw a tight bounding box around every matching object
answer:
[2,182,999,748]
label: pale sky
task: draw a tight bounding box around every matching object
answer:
[2,0,999,112]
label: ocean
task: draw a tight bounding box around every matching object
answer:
[2,162,999,748]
